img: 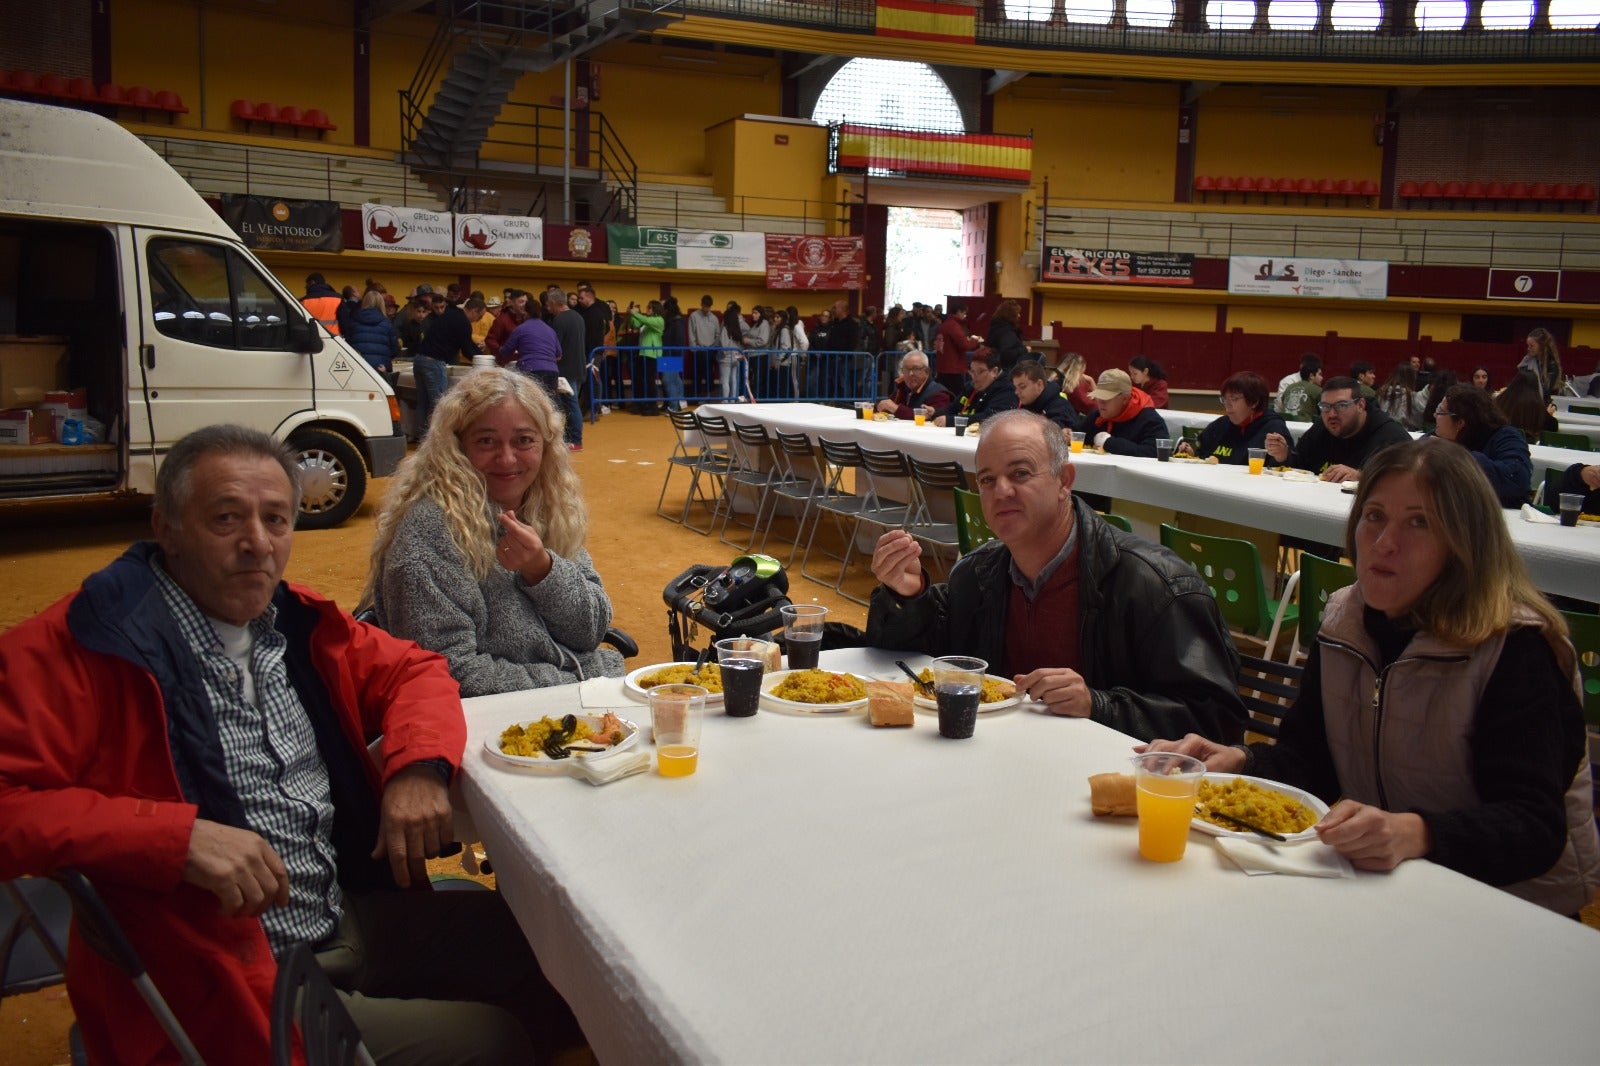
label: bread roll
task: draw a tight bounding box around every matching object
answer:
[1088,772,1137,817]
[866,680,914,728]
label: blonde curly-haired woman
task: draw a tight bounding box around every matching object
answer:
[361,367,623,694]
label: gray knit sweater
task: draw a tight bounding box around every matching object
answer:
[372,498,624,695]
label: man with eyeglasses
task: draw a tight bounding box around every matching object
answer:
[935,350,1017,427]
[1264,375,1412,483]
[864,410,1246,744]
[877,351,952,420]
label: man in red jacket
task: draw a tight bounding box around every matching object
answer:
[0,426,567,1064]
[933,301,983,396]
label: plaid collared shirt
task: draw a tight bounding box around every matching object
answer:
[152,560,341,957]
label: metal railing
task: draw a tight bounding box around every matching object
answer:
[586,347,899,412]
[138,136,437,209]
[636,186,841,233]
[673,0,1600,63]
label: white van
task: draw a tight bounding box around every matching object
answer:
[0,98,404,528]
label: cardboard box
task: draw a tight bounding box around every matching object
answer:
[0,336,68,410]
[39,388,89,441]
[0,407,57,446]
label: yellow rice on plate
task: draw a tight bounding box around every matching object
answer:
[770,670,866,704]
[1194,777,1317,835]
[916,669,1015,704]
[638,662,724,694]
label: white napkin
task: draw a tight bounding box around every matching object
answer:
[1521,503,1559,524]
[1213,836,1355,878]
[579,676,630,708]
[1279,469,1319,484]
[576,749,651,786]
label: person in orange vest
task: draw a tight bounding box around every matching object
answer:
[301,272,342,336]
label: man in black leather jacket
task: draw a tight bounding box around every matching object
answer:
[865,411,1246,743]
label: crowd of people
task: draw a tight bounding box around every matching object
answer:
[0,289,1596,1063]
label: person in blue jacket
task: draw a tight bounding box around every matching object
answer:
[342,290,401,373]
[1432,383,1533,508]
[1176,371,1290,465]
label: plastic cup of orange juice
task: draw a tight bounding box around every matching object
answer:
[914,410,926,426]
[1070,431,1085,453]
[1248,448,1267,475]
[650,684,706,777]
[1131,751,1206,861]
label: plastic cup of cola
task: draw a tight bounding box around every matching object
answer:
[1559,493,1583,527]
[714,637,774,717]
[1156,439,1174,462]
[929,655,986,739]
[780,604,828,670]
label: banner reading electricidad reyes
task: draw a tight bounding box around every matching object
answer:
[220,195,342,252]
[607,226,765,272]
[766,235,865,290]
[361,203,453,256]
[1043,247,1193,286]
[1228,256,1388,300]
[454,213,544,260]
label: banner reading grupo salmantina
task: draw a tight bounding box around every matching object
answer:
[361,203,453,256]
[220,195,342,252]
[1043,247,1193,286]
[454,213,544,260]
[606,226,765,271]
[1228,256,1388,300]
[766,235,865,290]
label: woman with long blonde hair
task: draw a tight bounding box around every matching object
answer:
[362,367,623,693]
[1143,439,1598,915]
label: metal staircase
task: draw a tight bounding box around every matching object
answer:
[396,1,680,222]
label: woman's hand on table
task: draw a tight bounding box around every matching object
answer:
[498,509,553,585]
[1313,801,1430,871]
[1320,464,1360,483]
[1173,440,1196,459]
[1015,667,1092,717]
[1264,432,1290,463]
[1135,734,1247,772]
[870,530,926,597]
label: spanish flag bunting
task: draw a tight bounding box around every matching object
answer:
[875,0,977,44]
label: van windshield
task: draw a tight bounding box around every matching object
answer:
[147,239,290,350]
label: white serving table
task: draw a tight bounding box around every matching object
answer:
[701,404,1600,603]
[459,648,1600,1065]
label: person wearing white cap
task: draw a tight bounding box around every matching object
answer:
[1081,368,1166,458]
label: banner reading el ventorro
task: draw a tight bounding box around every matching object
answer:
[220,195,342,252]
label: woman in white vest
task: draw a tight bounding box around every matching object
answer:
[1146,438,1599,916]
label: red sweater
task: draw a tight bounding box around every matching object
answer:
[1004,546,1081,676]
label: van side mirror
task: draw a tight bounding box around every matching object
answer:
[288,314,324,355]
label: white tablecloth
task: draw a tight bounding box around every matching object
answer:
[701,403,1600,602]
[459,648,1600,1065]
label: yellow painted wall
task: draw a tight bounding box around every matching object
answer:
[997,81,1178,205]
[1195,86,1385,181]
[1041,297,1216,331]
[1418,313,1461,340]
[708,119,831,217]
[1571,319,1600,349]
[1226,304,1409,338]
[369,13,439,152]
[109,0,201,130]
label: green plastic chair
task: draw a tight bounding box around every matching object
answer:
[1569,404,1600,418]
[1295,552,1356,660]
[953,487,994,555]
[1540,430,1591,451]
[1535,468,1567,514]
[1099,512,1133,534]
[1181,425,1203,444]
[1559,610,1600,728]
[1160,523,1299,660]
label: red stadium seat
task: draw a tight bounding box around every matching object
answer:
[1577,183,1597,205]
[1531,182,1556,202]
[124,85,154,107]
[1442,181,1465,198]
[8,69,41,94]
[153,90,187,113]
[65,76,96,100]
[1335,178,1358,197]
[1295,178,1317,196]
[1235,176,1258,195]
[1463,180,1486,199]
[278,105,305,126]
[1420,180,1443,199]
[253,101,280,122]
[38,73,69,98]
[1486,181,1509,202]
[1399,180,1420,199]
[231,98,256,121]
[1357,180,1379,197]
[97,83,125,104]
[1315,178,1337,196]
[1254,177,1275,202]
[1555,182,1580,201]
[1194,175,1216,192]
[303,108,335,130]
[1214,175,1236,193]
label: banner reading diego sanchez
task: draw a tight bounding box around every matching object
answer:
[766,235,865,290]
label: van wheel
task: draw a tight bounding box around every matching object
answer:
[290,429,367,530]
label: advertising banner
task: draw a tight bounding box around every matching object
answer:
[607,226,765,272]
[545,224,608,263]
[1227,256,1388,300]
[219,195,342,252]
[1042,247,1193,286]
[360,203,453,256]
[454,213,543,261]
[766,234,865,290]
[1486,268,1561,302]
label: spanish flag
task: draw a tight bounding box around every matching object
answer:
[875,0,977,44]
[836,125,1032,183]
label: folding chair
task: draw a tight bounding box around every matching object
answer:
[1236,653,1304,741]
[1160,523,1299,661]
[1540,430,1591,451]
[800,438,882,594]
[54,870,204,1065]
[832,447,918,605]
[655,408,728,527]
[1559,610,1600,728]
[271,942,376,1066]
[718,422,783,550]
[1099,512,1133,534]
[1534,467,1568,512]
[2,877,70,997]
[1294,552,1355,662]
[765,430,823,563]
[905,456,968,579]
[953,486,995,555]
[682,414,737,535]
